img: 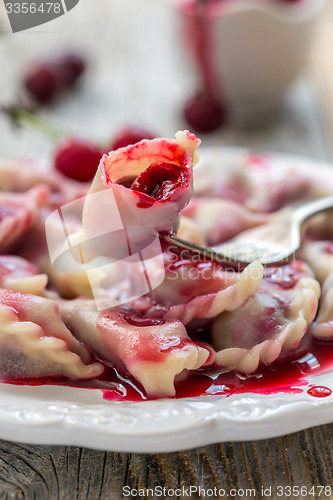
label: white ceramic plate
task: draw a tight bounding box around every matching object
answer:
[1,147,333,453]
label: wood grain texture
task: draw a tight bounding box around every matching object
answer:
[0,425,333,499]
[0,1,333,498]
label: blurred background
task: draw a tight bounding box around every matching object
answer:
[0,0,332,169]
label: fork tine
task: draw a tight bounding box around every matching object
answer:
[164,234,295,265]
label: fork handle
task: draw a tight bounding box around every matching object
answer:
[164,196,333,265]
[295,196,333,223]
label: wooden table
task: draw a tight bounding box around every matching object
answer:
[0,1,333,498]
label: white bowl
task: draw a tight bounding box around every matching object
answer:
[173,0,326,118]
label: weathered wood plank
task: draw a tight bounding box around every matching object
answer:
[0,423,333,499]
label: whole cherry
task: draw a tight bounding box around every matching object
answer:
[110,126,156,150]
[184,92,226,133]
[24,64,61,104]
[55,53,86,87]
[54,137,102,182]
[24,53,86,104]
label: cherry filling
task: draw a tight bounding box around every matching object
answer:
[130,162,188,202]
[0,204,18,224]
[123,315,164,327]
[256,310,279,337]
[324,242,333,255]
[263,262,307,290]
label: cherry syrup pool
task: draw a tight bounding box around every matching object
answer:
[103,339,333,400]
[3,338,333,402]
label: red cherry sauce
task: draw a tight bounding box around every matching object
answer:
[3,338,331,401]
[130,162,189,208]
[170,339,333,401]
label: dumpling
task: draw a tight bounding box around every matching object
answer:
[0,255,47,296]
[0,185,49,252]
[300,240,333,284]
[310,272,333,339]
[19,208,92,299]
[0,160,61,193]
[81,131,200,263]
[136,246,264,325]
[22,132,201,306]
[211,261,320,373]
[181,197,268,245]
[243,154,333,212]
[300,239,333,339]
[60,300,211,398]
[0,159,88,204]
[0,289,104,380]
[296,219,333,339]
[195,152,333,213]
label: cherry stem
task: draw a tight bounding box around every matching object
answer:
[1,106,66,142]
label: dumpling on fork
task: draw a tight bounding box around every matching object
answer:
[39,131,202,308]
[81,130,200,262]
[25,131,201,306]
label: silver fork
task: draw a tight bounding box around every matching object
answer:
[164,196,333,265]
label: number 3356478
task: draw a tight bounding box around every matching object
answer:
[5,3,62,14]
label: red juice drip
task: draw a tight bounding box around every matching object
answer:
[133,192,155,209]
[307,386,332,398]
[188,0,303,92]
[182,0,226,132]
[182,0,305,131]
[192,1,217,95]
